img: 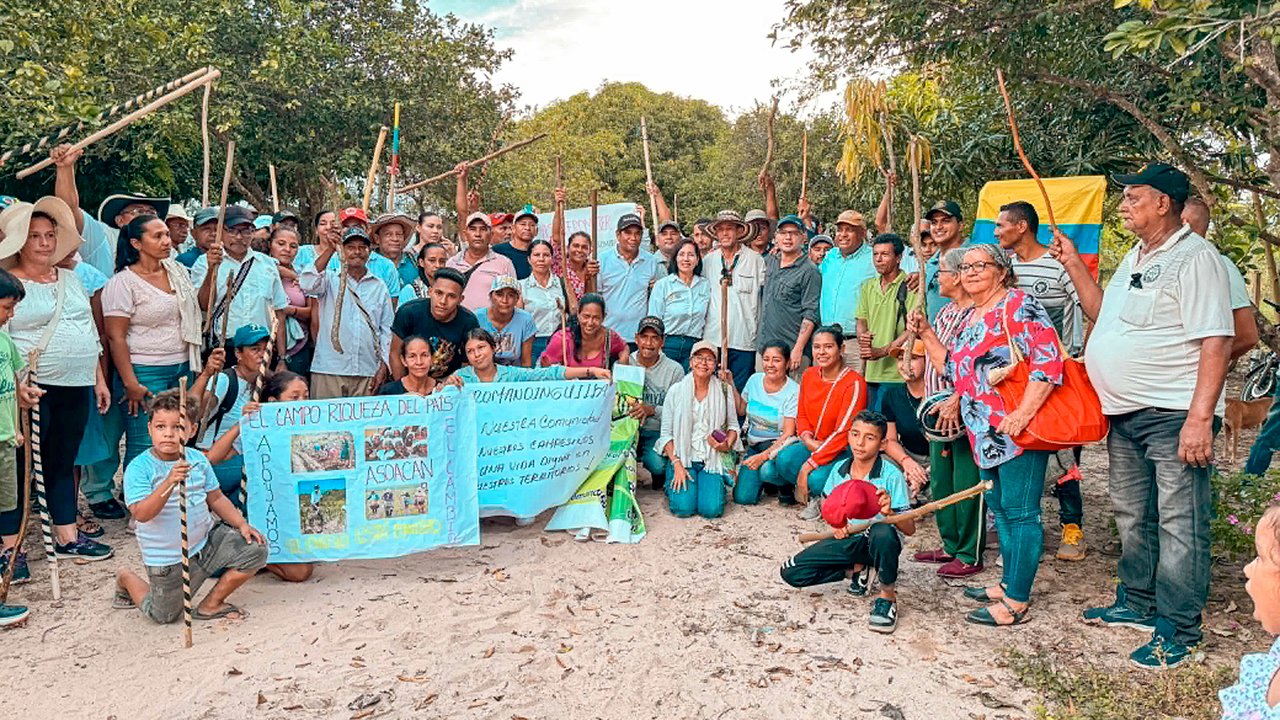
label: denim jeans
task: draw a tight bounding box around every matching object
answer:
[637,431,668,482]
[773,442,852,499]
[666,460,726,518]
[1108,407,1214,646]
[83,363,192,505]
[1246,383,1280,475]
[983,448,1051,604]
[663,335,699,372]
[531,336,551,366]
[724,349,756,393]
[735,441,782,505]
[213,456,246,512]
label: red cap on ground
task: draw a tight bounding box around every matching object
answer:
[822,480,882,528]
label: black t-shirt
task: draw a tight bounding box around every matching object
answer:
[376,381,409,396]
[879,383,928,456]
[491,241,532,279]
[391,299,480,379]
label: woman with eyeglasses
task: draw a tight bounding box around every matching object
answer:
[910,244,1063,628]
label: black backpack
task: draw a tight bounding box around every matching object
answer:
[207,369,240,440]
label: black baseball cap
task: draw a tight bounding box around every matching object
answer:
[637,316,666,336]
[616,213,644,232]
[223,205,255,227]
[657,219,680,234]
[1113,163,1190,202]
[925,200,963,222]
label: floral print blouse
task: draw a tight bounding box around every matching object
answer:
[945,289,1063,469]
[1220,636,1280,719]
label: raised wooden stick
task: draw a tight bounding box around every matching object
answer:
[396,133,548,195]
[17,69,221,179]
[996,69,1057,233]
[0,354,39,606]
[269,164,279,214]
[801,130,809,201]
[798,480,993,543]
[555,157,568,359]
[586,189,598,294]
[244,313,279,504]
[26,352,58,599]
[201,82,212,206]
[334,127,387,355]
[877,111,896,233]
[202,140,235,337]
[640,117,660,244]
[2,67,214,168]
[179,377,193,648]
[673,192,679,224]
[899,137,928,381]
[761,96,779,177]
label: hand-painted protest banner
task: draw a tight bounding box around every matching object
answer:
[532,202,647,254]
[546,365,646,543]
[471,380,614,520]
[242,392,480,562]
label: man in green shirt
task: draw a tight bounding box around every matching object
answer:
[856,233,917,411]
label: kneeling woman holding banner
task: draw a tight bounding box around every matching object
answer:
[656,341,741,519]
[456,329,610,384]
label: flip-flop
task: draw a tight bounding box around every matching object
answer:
[965,598,1030,627]
[192,603,249,621]
[111,588,136,610]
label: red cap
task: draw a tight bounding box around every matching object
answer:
[822,480,882,528]
[339,207,368,224]
[490,212,512,225]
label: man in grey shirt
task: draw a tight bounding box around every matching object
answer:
[624,317,685,489]
[759,214,822,379]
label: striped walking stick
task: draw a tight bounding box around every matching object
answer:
[27,352,59,600]
[179,377,193,648]
[242,312,279,506]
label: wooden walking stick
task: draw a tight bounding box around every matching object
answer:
[396,133,548,195]
[387,104,401,214]
[898,137,928,381]
[877,111,897,233]
[25,352,59,600]
[179,377,193,648]
[587,189,598,294]
[798,480,993,543]
[801,129,809,203]
[996,69,1058,234]
[555,157,569,359]
[640,117,660,247]
[762,96,779,178]
[202,140,236,338]
[673,193,679,225]
[334,126,387,355]
[243,312,279,505]
[17,69,222,179]
[201,81,212,206]
[0,355,39,606]
[269,164,280,214]
[1,67,215,168]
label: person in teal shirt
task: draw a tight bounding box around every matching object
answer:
[819,210,876,368]
[455,328,611,384]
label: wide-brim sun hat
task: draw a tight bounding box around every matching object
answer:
[0,196,84,269]
[98,193,170,229]
[709,210,749,239]
[371,213,416,238]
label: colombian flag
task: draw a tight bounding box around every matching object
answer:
[972,175,1105,278]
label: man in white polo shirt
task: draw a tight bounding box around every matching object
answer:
[1053,163,1232,669]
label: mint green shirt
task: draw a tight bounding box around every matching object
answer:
[0,332,25,444]
[855,273,918,383]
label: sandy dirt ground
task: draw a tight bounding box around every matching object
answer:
[0,425,1267,720]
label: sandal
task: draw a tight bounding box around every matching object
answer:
[111,588,136,610]
[192,603,249,621]
[77,518,105,539]
[963,586,1003,603]
[965,597,1030,627]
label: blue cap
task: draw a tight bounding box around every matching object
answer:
[777,214,805,230]
[253,215,273,230]
[193,208,219,226]
[342,227,371,244]
[230,324,270,348]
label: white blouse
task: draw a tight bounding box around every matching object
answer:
[8,269,101,387]
[519,273,567,337]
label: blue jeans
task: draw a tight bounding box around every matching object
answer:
[983,448,1051,603]
[532,336,551,366]
[213,456,246,512]
[773,442,852,498]
[637,431,668,482]
[1246,383,1280,475]
[83,362,192,504]
[724,349,756,393]
[666,460,726,518]
[664,335,699,372]
[1108,408,1214,646]
[735,441,782,505]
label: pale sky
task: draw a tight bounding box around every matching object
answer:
[431,0,817,116]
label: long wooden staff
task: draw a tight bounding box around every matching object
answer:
[798,480,993,543]
[202,141,236,338]
[269,164,280,214]
[555,158,569,361]
[0,354,39,605]
[17,69,221,179]
[761,96,779,178]
[673,193,679,225]
[396,133,548,196]
[242,313,279,507]
[996,69,1058,233]
[25,352,58,599]
[178,377,193,648]
[899,137,928,380]
[801,130,809,202]
[387,103,401,214]
[877,112,896,233]
[640,117,660,248]
[719,274,733,407]
[1,67,214,168]
[201,82,211,206]
[334,127,387,355]
[587,189,598,294]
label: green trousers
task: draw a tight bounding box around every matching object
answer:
[930,438,986,564]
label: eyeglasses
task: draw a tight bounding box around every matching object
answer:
[957,261,998,274]
[690,354,716,365]
[224,227,252,237]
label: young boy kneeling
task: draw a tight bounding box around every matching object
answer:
[780,410,914,633]
[114,389,267,623]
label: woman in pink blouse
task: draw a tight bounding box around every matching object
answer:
[538,293,629,369]
[268,227,315,376]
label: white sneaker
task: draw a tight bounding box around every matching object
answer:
[800,497,823,521]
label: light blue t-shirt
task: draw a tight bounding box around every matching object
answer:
[475,307,538,366]
[197,370,253,451]
[73,261,109,296]
[77,216,118,280]
[819,244,876,330]
[294,245,402,297]
[742,372,800,445]
[123,448,221,567]
[398,280,429,308]
[823,456,911,516]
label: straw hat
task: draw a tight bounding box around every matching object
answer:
[0,196,84,269]
[371,213,416,237]
[708,210,749,239]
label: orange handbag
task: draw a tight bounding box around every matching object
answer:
[988,305,1108,451]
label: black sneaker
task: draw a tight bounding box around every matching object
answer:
[89,498,127,520]
[54,534,113,561]
[847,567,871,596]
[868,598,897,633]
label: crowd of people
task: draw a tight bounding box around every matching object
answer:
[2,142,1280,714]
